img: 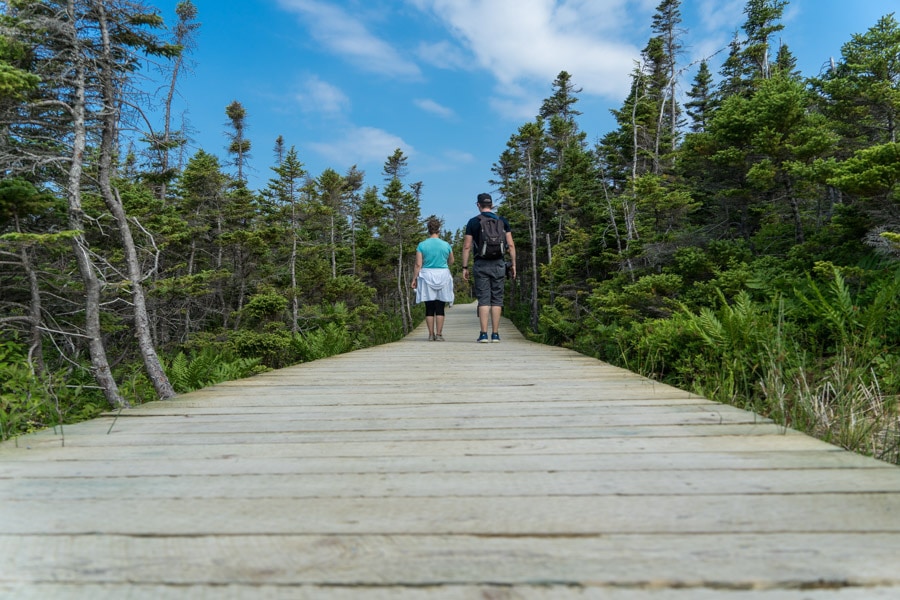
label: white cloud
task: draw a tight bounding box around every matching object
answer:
[685,0,748,68]
[697,0,745,33]
[416,40,473,70]
[411,0,643,100]
[489,94,543,123]
[411,148,478,176]
[443,149,476,164]
[276,0,421,78]
[295,76,350,114]
[308,126,414,167]
[414,98,456,119]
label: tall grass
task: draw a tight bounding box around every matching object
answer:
[619,267,900,463]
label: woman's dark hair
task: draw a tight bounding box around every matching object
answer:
[427,217,442,235]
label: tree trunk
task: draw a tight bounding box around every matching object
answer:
[397,247,409,333]
[64,12,124,408]
[21,246,45,376]
[290,209,299,335]
[184,232,198,341]
[96,3,175,400]
[786,181,804,244]
[350,211,358,276]
[526,152,540,334]
[330,213,337,279]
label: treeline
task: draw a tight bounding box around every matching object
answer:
[0,0,427,438]
[492,1,900,462]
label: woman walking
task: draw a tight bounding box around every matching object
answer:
[411,217,455,341]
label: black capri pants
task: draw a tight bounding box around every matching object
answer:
[424,300,445,317]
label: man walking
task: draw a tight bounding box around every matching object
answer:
[461,193,516,343]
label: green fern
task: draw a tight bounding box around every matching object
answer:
[165,349,262,393]
[293,322,353,362]
[796,265,900,354]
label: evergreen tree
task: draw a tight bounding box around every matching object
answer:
[773,42,800,79]
[380,149,420,333]
[316,167,349,280]
[650,0,684,158]
[816,14,900,148]
[170,150,229,336]
[740,0,788,82]
[145,0,200,201]
[539,71,582,165]
[717,33,748,99]
[264,145,306,333]
[225,100,251,183]
[492,120,546,331]
[685,60,714,132]
[343,165,365,276]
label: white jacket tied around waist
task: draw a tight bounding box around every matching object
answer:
[415,268,454,305]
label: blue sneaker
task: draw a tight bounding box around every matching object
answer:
[477,332,489,343]
[491,333,501,343]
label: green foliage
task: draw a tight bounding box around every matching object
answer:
[538,298,581,347]
[363,311,406,346]
[0,55,40,100]
[292,322,353,362]
[0,341,104,441]
[616,312,708,388]
[165,348,264,393]
[588,273,684,324]
[0,341,47,440]
[605,266,900,461]
[321,276,379,330]
[241,291,288,325]
[882,231,900,252]
[633,174,700,236]
[680,290,784,409]
[0,177,62,229]
[829,142,900,196]
[230,329,293,369]
[794,264,900,356]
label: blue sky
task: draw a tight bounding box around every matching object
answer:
[142,0,898,228]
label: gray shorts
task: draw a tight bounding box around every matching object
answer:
[473,259,506,307]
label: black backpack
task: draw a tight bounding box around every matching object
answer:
[476,214,507,260]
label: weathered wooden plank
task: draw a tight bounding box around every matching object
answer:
[70,412,771,435]
[3,493,900,535]
[5,468,900,500]
[3,585,898,600]
[1,449,884,477]
[0,424,821,456]
[0,428,836,456]
[2,533,899,588]
[107,399,724,416]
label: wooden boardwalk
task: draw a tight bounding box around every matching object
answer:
[2,302,900,599]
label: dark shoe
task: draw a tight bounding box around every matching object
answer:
[491,333,501,343]
[477,332,489,343]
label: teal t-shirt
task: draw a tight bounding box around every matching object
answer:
[417,237,452,269]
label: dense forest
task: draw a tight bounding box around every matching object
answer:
[1,0,898,463]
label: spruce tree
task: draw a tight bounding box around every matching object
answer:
[685,60,714,132]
